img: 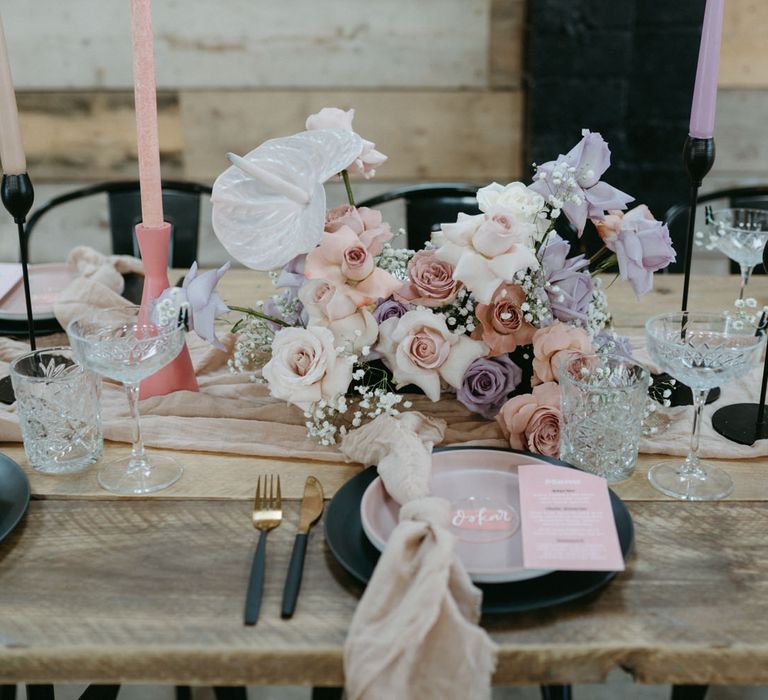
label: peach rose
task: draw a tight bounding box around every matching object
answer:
[298,279,378,353]
[396,250,461,308]
[324,205,392,255]
[496,382,561,457]
[304,224,401,306]
[593,209,625,243]
[472,283,535,355]
[262,326,352,410]
[531,321,593,385]
[376,309,487,401]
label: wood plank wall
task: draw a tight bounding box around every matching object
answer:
[2,0,766,186]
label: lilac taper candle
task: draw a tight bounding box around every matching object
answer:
[689,0,725,139]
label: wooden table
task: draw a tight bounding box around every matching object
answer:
[1,271,768,689]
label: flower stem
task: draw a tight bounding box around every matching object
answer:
[228,305,291,327]
[342,169,356,207]
[589,245,610,265]
[590,253,617,276]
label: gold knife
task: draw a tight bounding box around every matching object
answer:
[281,475,324,618]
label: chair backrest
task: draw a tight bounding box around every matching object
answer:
[664,185,768,273]
[24,180,212,268]
[357,183,480,250]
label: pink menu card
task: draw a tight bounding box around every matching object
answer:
[518,464,624,572]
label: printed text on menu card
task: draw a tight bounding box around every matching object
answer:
[517,464,624,571]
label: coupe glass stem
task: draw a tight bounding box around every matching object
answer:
[125,382,148,470]
[681,388,708,478]
[739,263,753,300]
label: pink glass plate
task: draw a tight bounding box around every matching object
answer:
[0,263,76,321]
[360,448,556,584]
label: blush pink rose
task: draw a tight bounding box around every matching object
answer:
[496,382,561,457]
[472,283,535,355]
[376,309,487,401]
[305,224,401,307]
[593,209,626,243]
[324,205,392,255]
[262,325,353,410]
[531,321,593,385]
[396,250,461,308]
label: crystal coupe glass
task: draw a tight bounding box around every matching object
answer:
[645,312,765,500]
[709,208,768,301]
[68,306,186,495]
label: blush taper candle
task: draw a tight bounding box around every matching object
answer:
[689,0,725,139]
[130,0,164,227]
[0,14,26,175]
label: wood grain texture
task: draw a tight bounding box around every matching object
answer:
[489,0,525,89]
[179,90,523,182]
[2,499,768,685]
[720,0,768,88]
[17,92,184,183]
[3,1,491,90]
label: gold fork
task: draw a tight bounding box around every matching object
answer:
[243,474,282,626]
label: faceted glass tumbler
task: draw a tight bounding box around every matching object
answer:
[10,347,103,474]
[559,352,650,483]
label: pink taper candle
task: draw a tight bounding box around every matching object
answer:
[689,0,725,139]
[129,0,164,227]
[0,14,26,175]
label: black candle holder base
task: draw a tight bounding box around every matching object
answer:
[711,403,768,446]
[652,373,720,406]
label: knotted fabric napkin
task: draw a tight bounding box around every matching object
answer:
[339,412,498,700]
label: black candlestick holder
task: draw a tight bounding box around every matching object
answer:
[1,173,35,350]
[710,245,768,445]
[662,135,720,406]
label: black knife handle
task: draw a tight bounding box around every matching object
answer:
[281,533,308,618]
[244,530,268,625]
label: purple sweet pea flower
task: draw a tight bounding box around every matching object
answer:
[605,205,676,297]
[530,129,634,235]
[275,254,306,289]
[373,297,408,323]
[153,261,230,350]
[593,330,633,359]
[540,233,593,323]
[457,355,523,420]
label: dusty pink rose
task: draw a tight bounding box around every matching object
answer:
[531,321,593,385]
[496,382,561,457]
[376,309,487,401]
[305,225,401,307]
[305,107,387,179]
[324,205,392,255]
[396,250,461,308]
[593,209,625,243]
[262,325,352,410]
[472,283,535,355]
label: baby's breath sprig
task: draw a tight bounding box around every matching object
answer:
[375,240,414,280]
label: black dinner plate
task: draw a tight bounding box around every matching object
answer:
[324,446,634,615]
[0,452,30,544]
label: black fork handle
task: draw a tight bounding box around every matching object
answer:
[244,530,268,625]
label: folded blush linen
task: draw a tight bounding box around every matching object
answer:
[340,413,498,700]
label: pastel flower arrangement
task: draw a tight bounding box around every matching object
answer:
[224,111,676,456]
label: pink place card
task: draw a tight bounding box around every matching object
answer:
[0,263,22,302]
[518,464,624,572]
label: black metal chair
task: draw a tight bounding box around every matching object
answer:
[664,185,768,274]
[357,183,480,250]
[23,180,212,268]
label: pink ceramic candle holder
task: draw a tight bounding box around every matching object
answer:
[135,223,198,398]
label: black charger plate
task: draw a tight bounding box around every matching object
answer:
[0,452,30,544]
[324,447,634,615]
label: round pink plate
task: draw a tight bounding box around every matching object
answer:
[0,263,76,321]
[360,447,556,584]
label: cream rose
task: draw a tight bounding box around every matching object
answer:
[298,280,378,353]
[476,181,548,241]
[262,325,352,410]
[376,309,487,401]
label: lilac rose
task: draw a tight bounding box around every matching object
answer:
[541,233,593,324]
[530,129,633,235]
[373,297,408,323]
[457,355,523,419]
[604,205,676,297]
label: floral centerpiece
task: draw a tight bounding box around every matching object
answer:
[215,109,676,457]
